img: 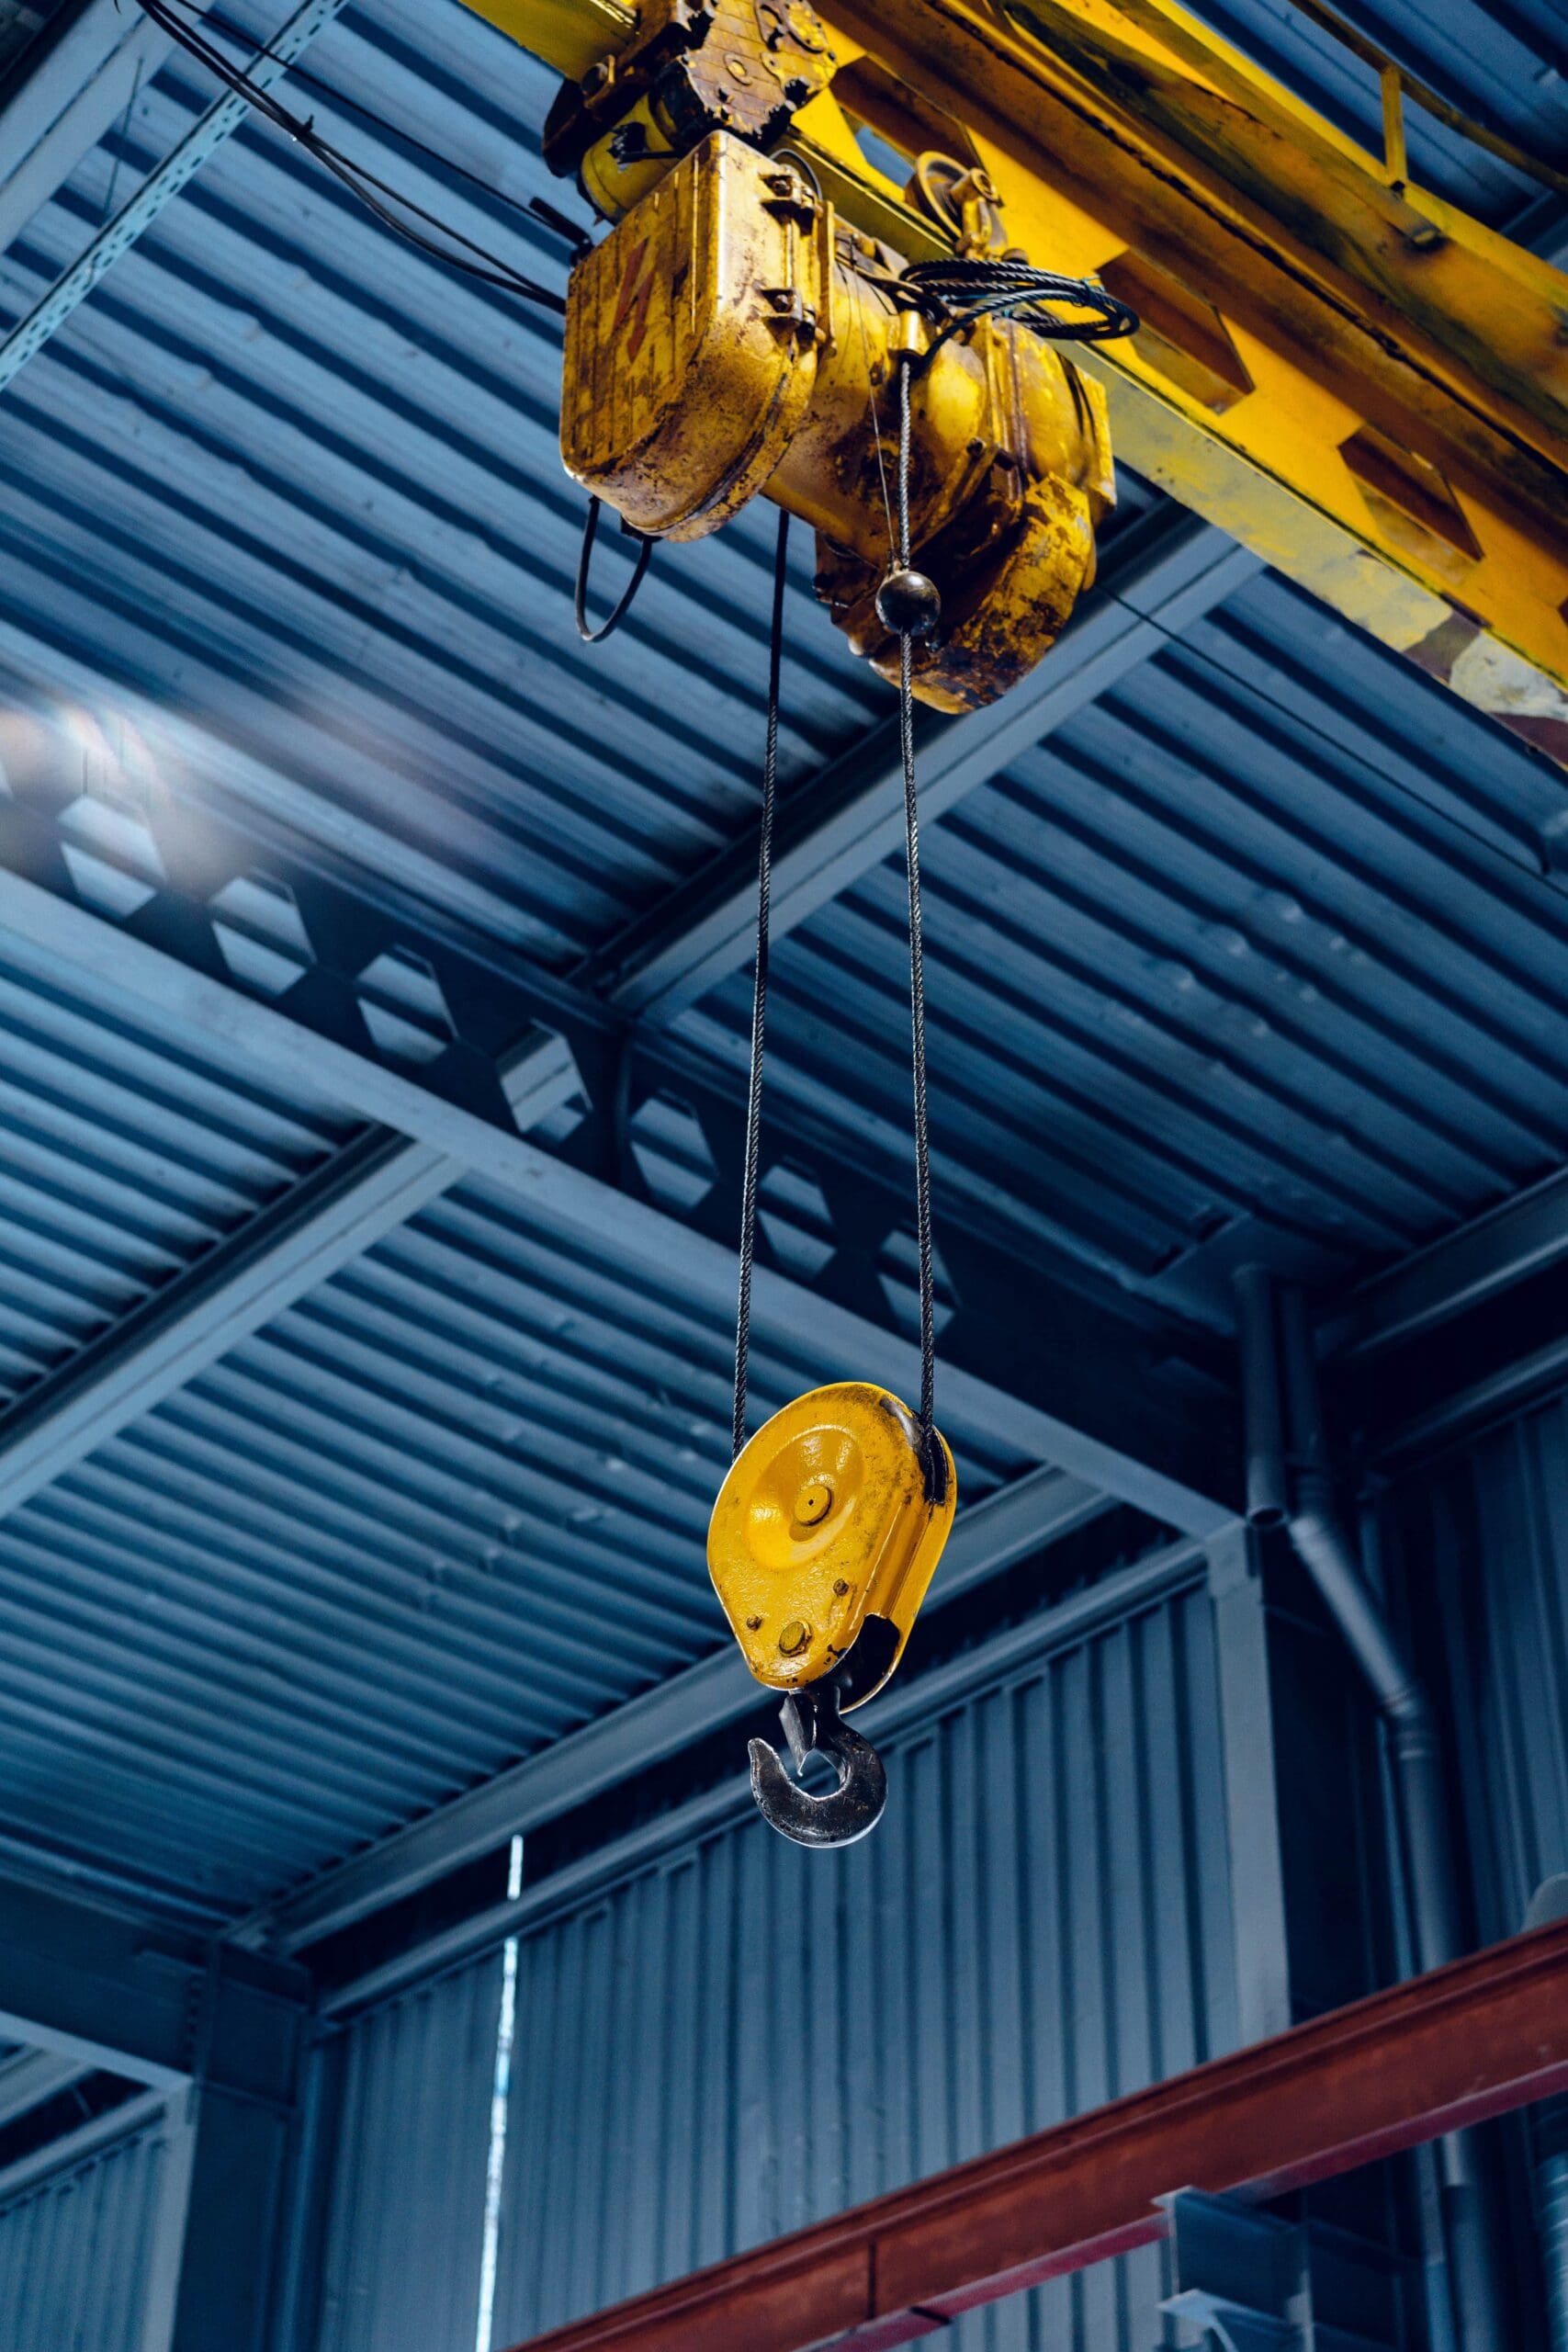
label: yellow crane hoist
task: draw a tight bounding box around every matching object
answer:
[529,0,1137,1845]
[543,0,1131,711]
[559,128,1119,710]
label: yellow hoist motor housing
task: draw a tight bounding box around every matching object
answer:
[561,130,828,541]
[560,130,1114,711]
[707,1382,957,1706]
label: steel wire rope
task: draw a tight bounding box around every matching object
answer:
[730,373,942,1472]
[897,255,1138,362]
[731,506,793,1458]
[894,354,940,1458]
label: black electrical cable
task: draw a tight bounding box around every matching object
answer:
[157,0,596,253]
[732,507,793,1460]
[894,356,938,1458]
[130,0,567,313]
[574,495,655,643]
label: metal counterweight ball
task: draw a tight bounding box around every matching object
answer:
[876,567,942,638]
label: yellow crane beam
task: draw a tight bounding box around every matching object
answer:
[469,0,1568,771]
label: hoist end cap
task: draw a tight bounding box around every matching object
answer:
[708,1381,956,1701]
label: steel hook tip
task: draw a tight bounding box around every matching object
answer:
[748,1686,888,1849]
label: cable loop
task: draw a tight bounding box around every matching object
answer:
[897,255,1139,368]
[574,497,656,645]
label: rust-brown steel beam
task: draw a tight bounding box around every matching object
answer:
[502,1918,1568,2352]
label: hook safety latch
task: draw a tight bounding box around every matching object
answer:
[750,1679,887,1850]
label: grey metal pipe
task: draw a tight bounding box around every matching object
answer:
[1276,1290,1466,1982]
[1254,1284,1503,2352]
[1233,1264,1290,1529]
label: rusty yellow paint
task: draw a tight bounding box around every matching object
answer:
[562,130,1113,708]
[708,1383,956,1701]
[818,0,1568,752]
[560,133,829,540]
[459,0,635,83]
[456,0,1568,761]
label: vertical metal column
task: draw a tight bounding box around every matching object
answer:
[1207,1520,1293,2046]
[1527,1878,1568,2351]
[1233,1272,1505,2352]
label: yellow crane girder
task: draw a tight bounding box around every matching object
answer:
[467,0,1568,774]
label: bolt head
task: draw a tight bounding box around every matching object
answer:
[746,1614,763,1631]
[779,1620,811,1657]
[875,567,942,639]
[795,1480,833,1526]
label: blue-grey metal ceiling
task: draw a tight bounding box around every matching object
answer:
[1185,0,1568,224]
[0,924,355,1406]
[0,0,1562,1918]
[0,1128,1029,1916]
[677,566,1568,1316]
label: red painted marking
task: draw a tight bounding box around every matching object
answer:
[611,235,657,363]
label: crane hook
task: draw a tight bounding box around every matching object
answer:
[749,1679,887,1849]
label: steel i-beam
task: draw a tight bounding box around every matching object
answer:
[498,1917,1568,2352]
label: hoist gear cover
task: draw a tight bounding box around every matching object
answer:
[708,1382,956,1703]
[560,133,827,541]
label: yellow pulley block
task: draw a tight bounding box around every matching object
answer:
[708,1382,956,1847]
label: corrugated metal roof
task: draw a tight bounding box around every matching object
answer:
[0,7,881,965]
[0,0,1560,1925]
[675,568,1568,1320]
[0,918,355,1406]
[0,1170,1029,1913]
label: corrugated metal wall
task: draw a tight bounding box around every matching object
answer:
[311,1948,503,2352]
[0,2117,169,2352]
[299,1566,1236,2352]
[492,1570,1234,2352]
[1379,1394,1568,1948]
[1376,1384,1568,2340]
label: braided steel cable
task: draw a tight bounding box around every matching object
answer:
[895,357,938,1455]
[899,255,1138,363]
[731,508,793,1459]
